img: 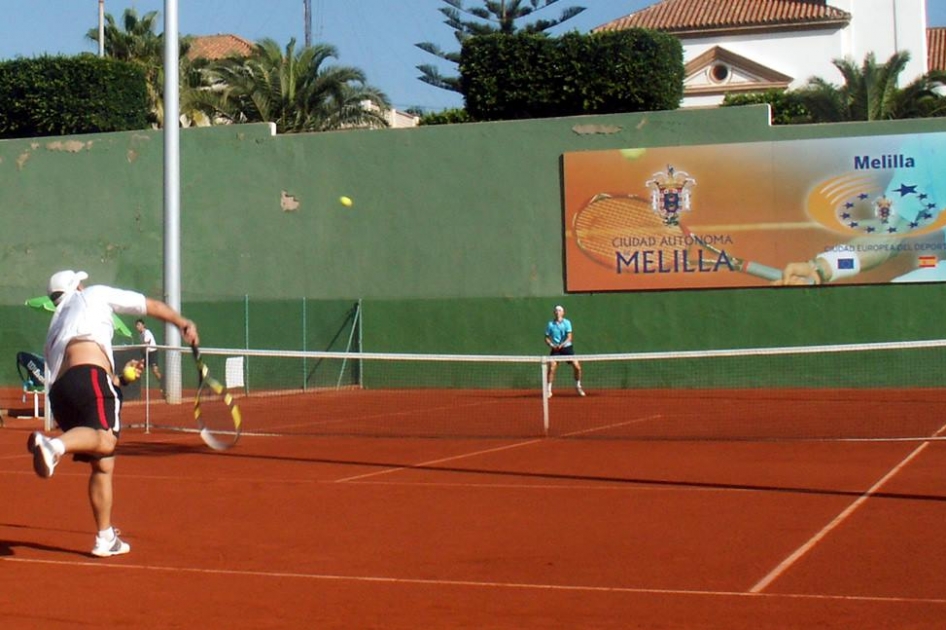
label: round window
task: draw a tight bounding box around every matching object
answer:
[709,64,730,83]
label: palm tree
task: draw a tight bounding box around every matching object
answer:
[202,38,391,133]
[796,51,946,122]
[87,8,163,61]
[86,8,207,127]
[416,0,586,92]
[86,9,163,122]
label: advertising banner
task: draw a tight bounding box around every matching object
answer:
[563,132,946,292]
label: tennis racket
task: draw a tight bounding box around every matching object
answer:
[572,193,783,281]
[191,343,242,451]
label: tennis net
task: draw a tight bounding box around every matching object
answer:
[122,339,946,441]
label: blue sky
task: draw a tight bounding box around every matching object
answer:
[1,1,944,113]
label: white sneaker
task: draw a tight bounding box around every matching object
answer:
[27,432,58,478]
[92,533,131,558]
[546,389,553,399]
[576,386,586,397]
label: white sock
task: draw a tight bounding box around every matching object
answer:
[97,527,115,541]
[50,438,66,456]
[576,380,582,388]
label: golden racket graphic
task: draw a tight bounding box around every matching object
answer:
[571,194,783,281]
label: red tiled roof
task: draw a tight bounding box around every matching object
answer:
[594,0,850,35]
[186,34,255,61]
[930,27,946,72]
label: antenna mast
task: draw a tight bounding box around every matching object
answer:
[304,0,312,47]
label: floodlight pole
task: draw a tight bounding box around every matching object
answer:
[98,0,105,57]
[164,0,183,403]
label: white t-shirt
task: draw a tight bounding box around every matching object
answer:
[45,285,148,384]
[140,327,157,351]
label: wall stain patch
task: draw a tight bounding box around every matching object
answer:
[281,190,300,212]
[46,140,90,153]
[572,124,623,135]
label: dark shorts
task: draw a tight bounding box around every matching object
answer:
[550,346,577,362]
[142,350,160,369]
[49,365,123,438]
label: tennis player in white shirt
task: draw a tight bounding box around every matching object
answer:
[135,318,163,384]
[28,270,199,557]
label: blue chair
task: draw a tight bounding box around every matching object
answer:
[16,351,46,418]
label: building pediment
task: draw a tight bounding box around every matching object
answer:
[684,46,793,96]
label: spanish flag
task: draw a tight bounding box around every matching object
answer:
[918,255,938,268]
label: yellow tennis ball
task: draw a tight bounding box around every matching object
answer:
[122,366,138,383]
[339,196,353,207]
[619,148,646,160]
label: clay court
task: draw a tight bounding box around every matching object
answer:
[3,382,946,629]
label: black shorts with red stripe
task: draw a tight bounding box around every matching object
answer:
[49,365,123,439]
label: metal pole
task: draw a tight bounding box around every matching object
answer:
[244,295,250,392]
[304,0,312,47]
[244,295,250,349]
[540,357,549,436]
[98,0,105,57]
[164,0,182,403]
[144,346,151,433]
[302,297,307,390]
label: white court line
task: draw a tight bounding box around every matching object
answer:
[257,395,508,434]
[2,556,946,605]
[750,438,938,593]
[332,413,666,483]
[558,414,665,438]
[332,438,546,482]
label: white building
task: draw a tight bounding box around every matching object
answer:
[594,0,943,108]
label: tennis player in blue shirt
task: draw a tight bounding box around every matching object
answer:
[544,305,585,398]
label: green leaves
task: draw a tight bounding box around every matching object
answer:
[205,39,391,133]
[725,51,946,124]
[0,56,148,138]
[460,30,684,121]
[416,0,587,94]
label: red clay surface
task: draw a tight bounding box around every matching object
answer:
[82,385,946,442]
[3,406,946,629]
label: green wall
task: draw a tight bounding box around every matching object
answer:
[2,106,945,386]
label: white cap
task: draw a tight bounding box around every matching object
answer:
[554,305,564,313]
[48,270,88,304]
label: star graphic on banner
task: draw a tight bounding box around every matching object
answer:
[834,183,936,237]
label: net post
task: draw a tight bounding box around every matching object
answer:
[302,297,307,391]
[335,298,362,389]
[244,295,250,393]
[143,345,151,434]
[356,298,363,386]
[540,356,549,436]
